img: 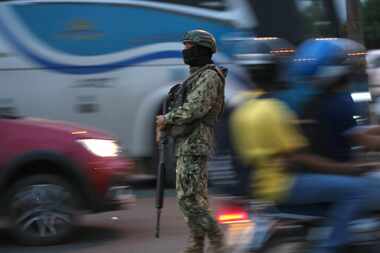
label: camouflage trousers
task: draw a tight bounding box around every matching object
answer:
[176,155,224,253]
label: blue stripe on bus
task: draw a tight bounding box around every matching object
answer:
[12,3,236,56]
[0,9,249,85]
[0,15,182,74]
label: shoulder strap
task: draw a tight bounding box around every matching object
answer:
[202,64,227,124]
[209,65,225,81]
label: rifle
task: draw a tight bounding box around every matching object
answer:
[155,98,168,239]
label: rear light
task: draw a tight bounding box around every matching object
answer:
[216,208,250,224]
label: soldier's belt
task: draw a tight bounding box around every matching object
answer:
[168,120,215,138]
[169,124,197,137]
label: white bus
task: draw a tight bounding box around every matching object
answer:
[0,0,359,183]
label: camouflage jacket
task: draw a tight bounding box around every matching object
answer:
[164,64,226,157]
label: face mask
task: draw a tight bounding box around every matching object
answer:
[182,46,212,67]
[182,47,198,66]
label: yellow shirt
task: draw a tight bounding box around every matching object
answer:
[230,96,307,201]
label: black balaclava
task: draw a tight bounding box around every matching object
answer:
[182,45,213,67]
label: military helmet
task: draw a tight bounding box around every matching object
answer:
[182,29,217,53]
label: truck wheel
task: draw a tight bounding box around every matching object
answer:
[7,174,79,245]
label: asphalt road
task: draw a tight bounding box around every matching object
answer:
[0,190,190,253]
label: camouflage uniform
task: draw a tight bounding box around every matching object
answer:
[164,60,226,252]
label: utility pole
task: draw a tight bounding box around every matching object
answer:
[323,0,341,37]
[346,0,364,43]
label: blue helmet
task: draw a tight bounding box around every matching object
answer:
[288,38,366,87]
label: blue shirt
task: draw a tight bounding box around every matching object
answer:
[308,92,357,162]
[275,84,357,162]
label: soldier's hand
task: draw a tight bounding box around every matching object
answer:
[156,127,162,143]
[156,115,166,129]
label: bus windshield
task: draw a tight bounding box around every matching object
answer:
[249,0,340,44]
[295,0,340,39]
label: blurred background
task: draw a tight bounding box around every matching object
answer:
[0,0,379,252]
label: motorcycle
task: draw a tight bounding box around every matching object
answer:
[208,145,380,253]
[215,197,380,253]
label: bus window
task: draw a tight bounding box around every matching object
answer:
[144,0,227,11]
[247,0,340,45]
[295,0,339,38]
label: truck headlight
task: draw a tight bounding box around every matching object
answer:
[77,139,120,157]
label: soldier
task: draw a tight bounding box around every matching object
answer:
[156,29,226,253]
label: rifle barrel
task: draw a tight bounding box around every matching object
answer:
[155,208,161,238]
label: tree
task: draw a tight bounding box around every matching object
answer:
[346,0,364,43]
[362,0,380,48]
[299,1,338,39]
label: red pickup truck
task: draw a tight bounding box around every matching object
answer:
[0,114,134,245]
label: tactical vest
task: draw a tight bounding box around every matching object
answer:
[167,64,225,137]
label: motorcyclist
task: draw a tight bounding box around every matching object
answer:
[230,38,375,253]
[226,38,295,197]
[288,38,380,214]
